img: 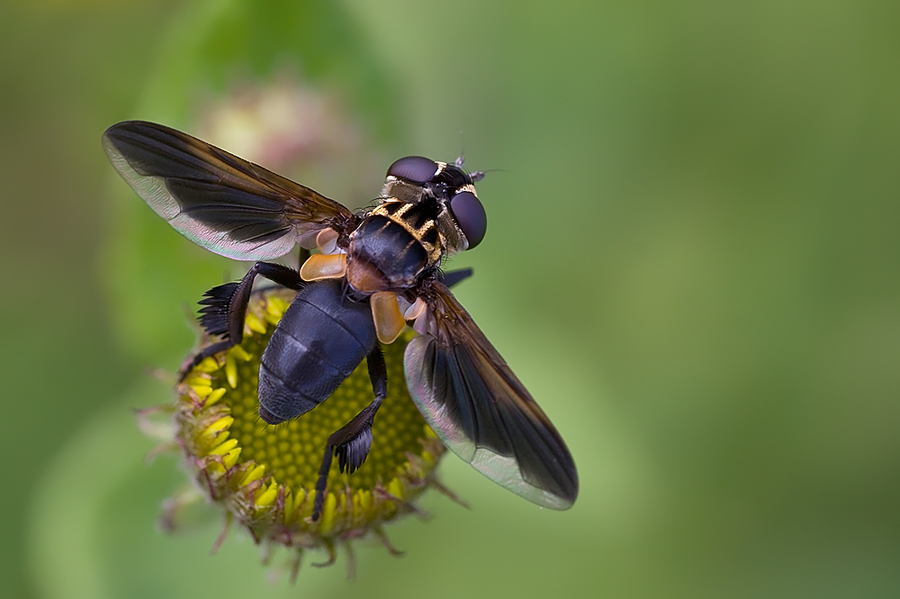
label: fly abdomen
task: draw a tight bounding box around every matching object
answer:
[258,280,376,424]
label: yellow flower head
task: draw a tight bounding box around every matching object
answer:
[149,286,451,578]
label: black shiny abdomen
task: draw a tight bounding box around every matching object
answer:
[258,279,376,424]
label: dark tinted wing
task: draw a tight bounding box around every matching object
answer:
[404,281,578,510]
[102,120,353,260]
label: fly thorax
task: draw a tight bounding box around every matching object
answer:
[346,200,442,293]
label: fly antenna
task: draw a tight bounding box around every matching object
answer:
[455,131,488,181]
[455,130,467,168]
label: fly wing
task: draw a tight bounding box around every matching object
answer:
[404,281,578,510]
[102,120,354,260]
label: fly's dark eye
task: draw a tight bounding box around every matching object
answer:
[387,156,439,184]
[449,190,487,249]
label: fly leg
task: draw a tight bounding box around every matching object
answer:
[179,262,304,381]
[439,267,473,288]
[311,344,387,522]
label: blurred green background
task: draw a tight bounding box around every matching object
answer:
[2,0,899,597]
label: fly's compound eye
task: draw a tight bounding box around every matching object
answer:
[449,190,487,249]
[387,156,439,184]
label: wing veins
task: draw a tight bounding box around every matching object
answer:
[405,281,578,509]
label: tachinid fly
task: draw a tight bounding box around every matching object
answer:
[102,121,578,520]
